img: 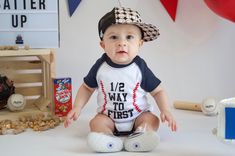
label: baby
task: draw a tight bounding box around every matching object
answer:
[64,7,177,152]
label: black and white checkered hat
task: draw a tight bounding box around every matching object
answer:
[98,7,160,42]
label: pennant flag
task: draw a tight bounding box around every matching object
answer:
[68,0,81,17]
[160,0,178,21]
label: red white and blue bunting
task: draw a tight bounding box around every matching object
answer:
[67,0,235,23]
[68,0,81,17]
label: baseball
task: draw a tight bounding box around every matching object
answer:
[201,98,218,116]
[7,94,26,111]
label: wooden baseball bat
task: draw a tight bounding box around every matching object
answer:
[173,100,202,111]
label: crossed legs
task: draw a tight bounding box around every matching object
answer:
[89,111,160,133]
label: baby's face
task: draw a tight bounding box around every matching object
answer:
[100,24,143,65]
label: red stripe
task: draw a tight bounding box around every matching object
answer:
[100,80,107,113]
[132,82,141,112]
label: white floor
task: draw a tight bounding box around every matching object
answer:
[1,108,235,156]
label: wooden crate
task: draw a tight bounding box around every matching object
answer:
[0,49,55,121]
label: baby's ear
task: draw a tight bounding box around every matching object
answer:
[139,40,144,47]
[100,41,105,49]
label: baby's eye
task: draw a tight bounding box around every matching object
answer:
[109,35,118,40]
[126,35,134,40]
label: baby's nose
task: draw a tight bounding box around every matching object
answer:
[118,39,127,47]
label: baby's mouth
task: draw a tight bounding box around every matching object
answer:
[117,51,127,54]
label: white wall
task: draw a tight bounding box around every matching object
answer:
[57,0,235,107]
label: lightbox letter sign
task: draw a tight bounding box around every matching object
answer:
[0,0,59,48]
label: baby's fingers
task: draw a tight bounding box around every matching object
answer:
[171,120,177,132]
[64,119,71,128]
[73,113,79,121]
[160,113,166,123]
[164,115,177,132]
[168,119,172,127]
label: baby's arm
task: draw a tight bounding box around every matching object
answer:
[150,84,177,131]
[64,83,95,128]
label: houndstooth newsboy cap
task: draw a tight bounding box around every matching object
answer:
[98,7,160,42]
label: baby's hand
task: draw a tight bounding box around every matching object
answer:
[160,110,177,132]
[64,108,80,128]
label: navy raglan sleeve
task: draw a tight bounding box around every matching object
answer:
[83,54,105,88]
[135,56,161,92]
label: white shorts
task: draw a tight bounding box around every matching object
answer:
[115,120,135,132]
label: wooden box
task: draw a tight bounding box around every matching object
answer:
[0,49,55,121]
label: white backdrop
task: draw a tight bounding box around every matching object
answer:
[57,0,235,110]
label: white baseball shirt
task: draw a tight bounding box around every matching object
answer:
[84,54,161,123]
